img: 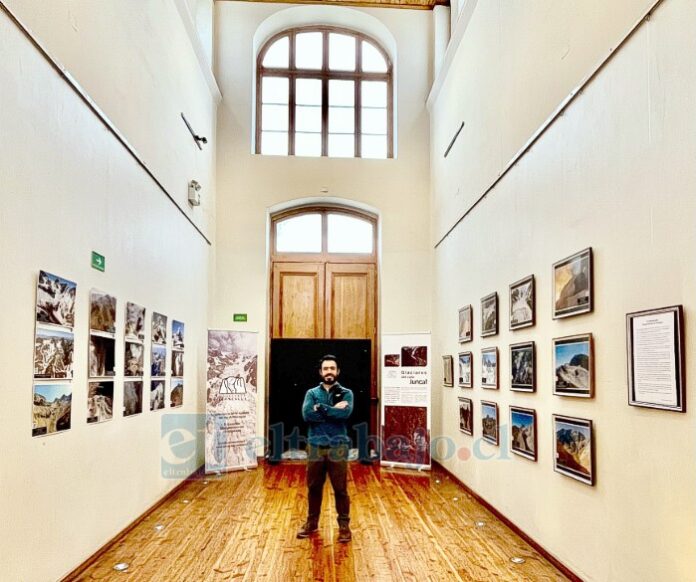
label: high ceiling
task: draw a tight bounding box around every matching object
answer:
[221,0,448,11]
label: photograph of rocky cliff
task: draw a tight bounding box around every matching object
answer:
[125,342,144,376]
[554,415,594,485]
[36,271,76,328]
[553,248,592,318]
[481,348,498,388]
[34,327,74,379]
[511,407,536,460]
[89,290,116,334]
[510,275,534,329]
[481,293,498,337]
[123,381,143,417]
[89,334,116,378]
[32,383,72,437]
[87,381,113,424]
[458,397,473,435]
[172,320,185,350]
[125,302,145,342]
[170,380,183,408]
[151,345,166,377]
[152,312,167,344]
[554,335,592,396]
[481,401,498,445]
[510,342,535,391]
[151,380,165,411]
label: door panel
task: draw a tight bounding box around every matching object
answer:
[325,263,375,339]
[272,263,325,338]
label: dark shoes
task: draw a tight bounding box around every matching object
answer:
[296,521,319,539]
[338,526,352,543]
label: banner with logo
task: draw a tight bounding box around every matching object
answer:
[206,330,258,473]
[381,332,432,470]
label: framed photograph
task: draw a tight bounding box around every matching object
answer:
[510,341,535,392]
[89,334,116,378]
[151,345,167,377]
[627,305,685,412]
[171,379,184,408]
[480,401,499,445]
[458,352,473,388]
[125,302,146,342]
[124,381,143,417]
[510,275,535,330]
[172,320,185,350]
[150,380,165,411]
[553,415,595,485]
[458,397,473,435]
[554,334,593,397]
[32,383,72,437]
[510,406,537,461]
[443,355,454,387]
[34,327,74,379]
[481,292,498,337]
[553,248,593,318]
[87,381,114,424]
[481,347,498,389]
[458,305,473,343]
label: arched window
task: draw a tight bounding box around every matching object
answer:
[256,27,393,159]
[272,207,377,258]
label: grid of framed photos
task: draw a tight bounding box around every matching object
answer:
[30,269,187,436]
[448,247,609,486]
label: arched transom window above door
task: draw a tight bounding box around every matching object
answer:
[272,208,377,259]
[257,27,393,159]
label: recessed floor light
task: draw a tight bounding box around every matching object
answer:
[154,524,165,532]
[453,497,459,501]
[113,562,129,572]
[475,521,486,528]
[510,557,526,564]
[182,499,190,504]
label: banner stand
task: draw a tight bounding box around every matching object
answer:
[380,332,432,471]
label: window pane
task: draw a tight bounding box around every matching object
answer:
[261,131,288,156]
[329,80,354,107]
[328,134,354,158]
[262,36,289,68]
[296,78,322,106]
[361,107,386,135]
[362,81,387,108]
[329,107,354,134]
[327,214,374,253]
[262,104,288,131]
[296,32,323,70]
[296,105,321,133]
[262,77,289,104]
[276,214,322,252]
[361,135,387,159]
[295,133,322,157]
[362,41,387,73]
[329,33,355,71]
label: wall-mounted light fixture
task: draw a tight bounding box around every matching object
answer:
[188,180,202,206]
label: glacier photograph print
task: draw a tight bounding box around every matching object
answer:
[553,334,594,398]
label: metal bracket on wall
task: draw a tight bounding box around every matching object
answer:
[181,113,208,150]
[444,121,465,158]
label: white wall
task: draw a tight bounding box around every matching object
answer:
[214,3,433,437]
[0,3,215,580]
[430,0,657,244]
[430,0,696,579]
[4,0,218,240]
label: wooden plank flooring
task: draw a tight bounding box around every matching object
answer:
[67,462,569,582]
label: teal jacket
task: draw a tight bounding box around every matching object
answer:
[302,383,354,446]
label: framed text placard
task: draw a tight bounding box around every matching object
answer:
[627,305,685,412]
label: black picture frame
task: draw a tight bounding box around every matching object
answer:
[510,341,535,392]
[509,275,535,330]
[553,248,593,319]
[481,292,498,337]
[553,414,595,486]
[626,305,685,412]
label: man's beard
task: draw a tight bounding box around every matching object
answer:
[322,374,337,385]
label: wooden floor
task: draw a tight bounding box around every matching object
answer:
[68,462,569,581]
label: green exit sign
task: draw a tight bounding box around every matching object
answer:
[233,313,248,322]
[91,251,105,272]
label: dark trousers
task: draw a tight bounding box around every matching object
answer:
[306,444,350,527]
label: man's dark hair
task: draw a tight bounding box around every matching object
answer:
[318,354,340,369]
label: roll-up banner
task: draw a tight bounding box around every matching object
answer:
[380,332,431,470]
[206,330,258,473]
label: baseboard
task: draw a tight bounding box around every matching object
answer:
[60,464,205,581]
[433,461,584,582]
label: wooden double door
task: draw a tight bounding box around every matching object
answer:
[270,261,378,435]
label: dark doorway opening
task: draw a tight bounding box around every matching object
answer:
[268,338,372,461]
